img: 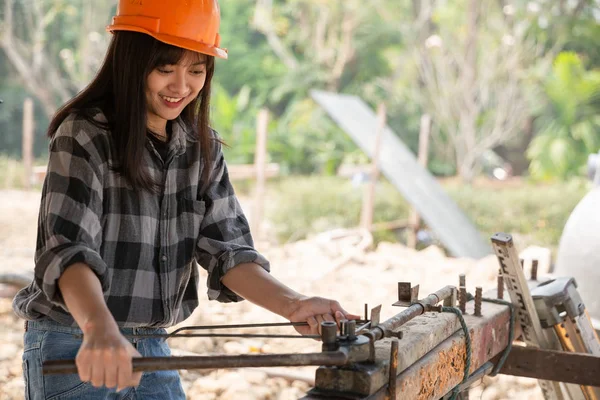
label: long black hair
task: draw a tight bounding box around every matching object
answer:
[47,31,216,192]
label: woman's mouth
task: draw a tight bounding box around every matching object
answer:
[160,95,186,108]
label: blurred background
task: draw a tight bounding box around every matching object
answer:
[0,0,599,250]
[0,1,599,399]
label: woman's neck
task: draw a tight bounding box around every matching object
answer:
[148,121,171,142]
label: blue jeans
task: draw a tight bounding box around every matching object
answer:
[22,319,186,400]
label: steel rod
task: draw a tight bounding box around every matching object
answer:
[170,320,369,334]
[43,351,349,375]
[171,322,310,334]
[122,333,321,339]
[368,286,455,341]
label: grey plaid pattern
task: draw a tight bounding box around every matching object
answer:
[13,111,269,328]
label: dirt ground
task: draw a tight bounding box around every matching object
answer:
[0,189,543,400]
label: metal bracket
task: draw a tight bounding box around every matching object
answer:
[393,282,419,307]
[371,305,382,327]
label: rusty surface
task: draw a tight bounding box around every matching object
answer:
[499,346,600,387]
[388,340,399,400]
[370,286,455,341]
[310,310,460,396]
[365,294,516,400]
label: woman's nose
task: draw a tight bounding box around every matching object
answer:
[169,71,189,95]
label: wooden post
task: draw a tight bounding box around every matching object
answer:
[22,98,34,190]
[407,114,431,248]
[252,108,269,241]
[360,103,386,231]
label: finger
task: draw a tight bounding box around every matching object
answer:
[103,351,118,389]
[323,313,336,323]
[330,301,361,320]
[306,316,318,335]
[116,348,132,392]
[315,315,325,335]
[75,349,92,383]
[90,349,105,388]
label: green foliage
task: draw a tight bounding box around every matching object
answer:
[266,176,410,242]
[444,179,589,248]
[216,1,287,103]
[1,0,600,182]
[267,176,589,250]
[269,99,359,174]
[211,84,260,165]
[528,52,600,180]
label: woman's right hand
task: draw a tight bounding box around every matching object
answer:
[76,320,142,392]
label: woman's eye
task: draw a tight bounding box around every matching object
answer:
[157,68,173,74]
[191,70,205,76]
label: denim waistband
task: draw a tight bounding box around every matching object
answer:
[25,319,168,338]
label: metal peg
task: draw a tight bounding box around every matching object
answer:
[340,320,357,341]
[474,287,482,317]
[497,274,504,300]
[321,321,338,351]
[531,259,538,281]
[459,274,467,314]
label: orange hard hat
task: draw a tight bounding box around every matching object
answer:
[106,0,227,59]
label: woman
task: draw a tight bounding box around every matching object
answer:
[13,1,359,398]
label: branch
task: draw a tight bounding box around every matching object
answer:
[329,10,356,90]
[313,6,329,64]
[253,0,298,70]
[571,0,588,18]
[1,0,13,43]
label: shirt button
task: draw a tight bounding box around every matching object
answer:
[161,255,168,262]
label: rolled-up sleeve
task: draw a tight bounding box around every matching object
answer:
[195,141,270,303]
[35,131,107,308]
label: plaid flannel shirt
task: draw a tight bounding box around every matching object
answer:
[13,110,269,328]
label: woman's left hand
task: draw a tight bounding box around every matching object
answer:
[286,296,361,336]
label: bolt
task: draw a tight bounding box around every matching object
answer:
[364,303,368,321]
[346,320,356,340]
[497,274,504,300]
[531,259,538,281]
[459,287,467,314]
[321,321,338,351]
[459,274,467,314]
[474,287,482,316]
[340,320,357,341]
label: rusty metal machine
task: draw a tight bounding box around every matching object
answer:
[42,233,600,399]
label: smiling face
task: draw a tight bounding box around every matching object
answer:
[145,51,207,136]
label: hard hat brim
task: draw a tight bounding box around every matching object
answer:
[106,24,228,60]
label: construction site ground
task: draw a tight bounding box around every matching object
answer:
[0,189,543,399]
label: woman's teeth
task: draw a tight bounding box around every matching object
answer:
[161,95,183,103]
